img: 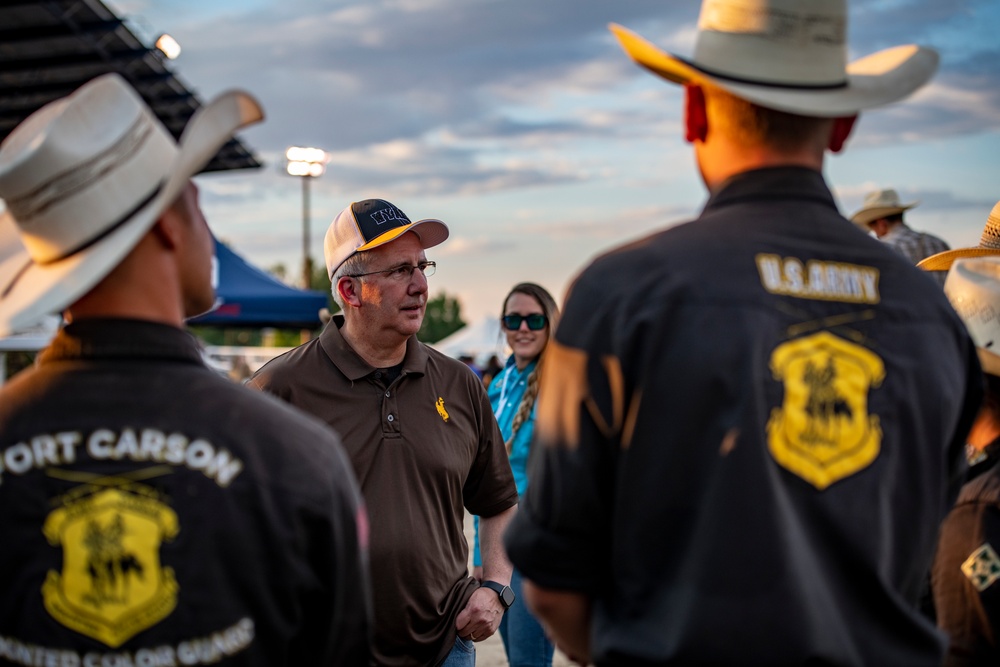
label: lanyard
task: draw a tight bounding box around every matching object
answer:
[496,364,518,420]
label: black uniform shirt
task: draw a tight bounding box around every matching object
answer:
[506,167,982,666]
[0,319,371,666]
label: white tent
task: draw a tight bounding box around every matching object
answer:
[0,315,60,386]
[431,316,508,365]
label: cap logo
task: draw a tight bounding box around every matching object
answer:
[369,204,409,226]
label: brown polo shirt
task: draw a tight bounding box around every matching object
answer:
[248,317,517,666]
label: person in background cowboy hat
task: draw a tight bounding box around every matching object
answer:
[930,257,1000,666]
[0,74,372,664]
[851,187,950,265]
[504,0,983,664]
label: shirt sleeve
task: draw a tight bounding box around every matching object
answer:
[463,374,519,518]
[292,432,374,665]
[472,514,482,568]
[932,496,1000,666]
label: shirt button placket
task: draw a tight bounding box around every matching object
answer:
[383,386,400,436]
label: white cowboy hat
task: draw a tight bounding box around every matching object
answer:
[918,201,1000,272]
[609,0,939,118]
[0,73,263,336]
[850,188,919,227]
[944,257,1000,377]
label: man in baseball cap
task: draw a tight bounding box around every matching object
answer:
[504,0,982,664]
[250,199,518,666]
[0,74,372,663]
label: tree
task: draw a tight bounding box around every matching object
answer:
[310,263,339,316]
[418,291,465,344]
[268,262,288,282]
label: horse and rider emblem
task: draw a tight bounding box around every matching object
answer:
[41,481,179,647]
[766,331,885,490]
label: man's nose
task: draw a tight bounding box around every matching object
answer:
[409,267,428,293]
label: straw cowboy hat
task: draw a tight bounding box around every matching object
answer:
[918,201,1000,272]
[850,188,919,228]
[0,73,263,336]
[943,257,1000,377]
[609,0,938,117]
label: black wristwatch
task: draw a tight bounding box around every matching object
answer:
[480,580,516,610]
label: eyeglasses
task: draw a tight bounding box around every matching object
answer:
[348,261,436,282]
[502,313,547,331]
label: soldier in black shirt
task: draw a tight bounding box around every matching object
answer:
[505,1,982,665]
[0,74,371,665]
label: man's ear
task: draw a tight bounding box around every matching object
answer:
[151,207,182,250]
[684,83,708,144]
[828,115,858,154]
[337,276,362,308]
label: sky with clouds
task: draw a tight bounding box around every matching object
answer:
[110,0,1000,325]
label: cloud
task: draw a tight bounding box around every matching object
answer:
[510,203,694,241]
[114,0,1000,219]
[436,237,516,257]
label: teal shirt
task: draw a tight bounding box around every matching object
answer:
[473,356,536,566]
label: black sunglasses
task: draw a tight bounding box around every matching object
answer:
[502,313,547,331]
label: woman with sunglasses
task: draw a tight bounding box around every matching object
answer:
[473,282,560,667]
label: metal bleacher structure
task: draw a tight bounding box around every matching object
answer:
[0,0,261,173]
[0,0,277,384]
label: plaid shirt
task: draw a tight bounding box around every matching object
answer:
[882,222,950,264]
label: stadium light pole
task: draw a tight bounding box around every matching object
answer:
[285,147,328,289]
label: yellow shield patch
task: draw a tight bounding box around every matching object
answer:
[767,331,885,490]
[41,486,179,647]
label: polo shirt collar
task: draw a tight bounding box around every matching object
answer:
[319,314,428,381]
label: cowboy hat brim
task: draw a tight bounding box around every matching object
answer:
[0,90,263,337]
[609,23,939,118]
[918,247,1000,272]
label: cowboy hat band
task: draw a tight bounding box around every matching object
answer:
[609,0,939,117]
[6,115,168,266]
[0,73,263,336]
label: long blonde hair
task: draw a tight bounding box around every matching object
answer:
[502,282,560,454]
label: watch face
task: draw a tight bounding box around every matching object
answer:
[500,586,516,608]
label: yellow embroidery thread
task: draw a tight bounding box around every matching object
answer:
[436,397,450,422]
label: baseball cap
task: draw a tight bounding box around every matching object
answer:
[323,199,449,278]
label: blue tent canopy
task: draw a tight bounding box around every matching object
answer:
[188,239,328,328]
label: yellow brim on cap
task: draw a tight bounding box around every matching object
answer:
[355,224,413,252]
